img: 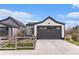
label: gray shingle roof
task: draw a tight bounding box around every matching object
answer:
[26,22,37,26]
[26,16,65,26]
[0,17,26,28]
[0,22,17,27]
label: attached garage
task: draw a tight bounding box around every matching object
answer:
[34,16,65,39]
[26,16,65,39]
[37,26,61,39]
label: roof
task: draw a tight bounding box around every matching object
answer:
[26,16,65,26]
[26,22,38,26]
[0,17,26,28]
[0,22,18,27]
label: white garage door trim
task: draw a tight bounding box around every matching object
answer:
[34,16,65,39]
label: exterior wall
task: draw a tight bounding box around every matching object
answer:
[0,24,11,37]
[20,27,26,32]
[12,27,26,37]
[20,26,27,36]
[34,18,65,38]
[12,28,20,37]
[0,24,8,37]
[26,26,33,35]
[0,24,26,37]
[0,24,7,27]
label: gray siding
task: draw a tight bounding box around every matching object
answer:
[26,26,33,35]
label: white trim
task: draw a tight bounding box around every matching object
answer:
[34,18,64,38]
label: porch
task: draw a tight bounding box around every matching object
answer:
[0,27,12,37]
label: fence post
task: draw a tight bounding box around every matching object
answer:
[15,37,17,49]
[33,36,36,49]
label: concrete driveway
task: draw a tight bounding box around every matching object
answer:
[0,39,79,55]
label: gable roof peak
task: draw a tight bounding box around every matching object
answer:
[8,16,12,18]
[0,16,26,27]
[45,16,55,20]
[0,16,15,21]
[5,16,13,19]
[26,16,65,26]
[47,16,52,18]
[44,16,65,25]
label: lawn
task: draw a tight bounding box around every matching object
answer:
[17,43,33,47]
[0,39,35,50]
[65,38,79,46]
[1,43,15,48]
[70,41,79,46]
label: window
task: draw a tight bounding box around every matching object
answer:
[0,27,8,30]
[40,27,43,29]
[56,27,60,29]
[47,26,55,29]
[47,26,60,29]
[44,27,47,29]
[40,27,47,29]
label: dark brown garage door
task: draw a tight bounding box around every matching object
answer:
[37,26,61,39]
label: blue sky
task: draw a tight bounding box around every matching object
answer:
[0,4,79,27]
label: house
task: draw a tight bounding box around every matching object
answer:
[0,16,26,37]
[26,16,65,39]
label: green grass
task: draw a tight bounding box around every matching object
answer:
[0,48,34,50]
[70,41,79,46]
[1,43,15,48]
[17,48,34,50]
[0,39,35,50]
[17,43,33,47]
[2,43,33,48]
[65,38,79,46]
[6,44,15,48]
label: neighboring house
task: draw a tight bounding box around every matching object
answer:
[0,16,26,37]
[26,16,65,39]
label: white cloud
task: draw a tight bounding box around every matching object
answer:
[58,12,79,19]
[65,20,79,24]
[0,9,39,24]
[66,12,79,18]
[58,12,79,27]
[65,20,79,27]
[72,4,79,8]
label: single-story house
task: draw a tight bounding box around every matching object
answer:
[0,16,26,37]
[26,16,65,39]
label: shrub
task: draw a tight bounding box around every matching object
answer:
[65,38,70,41]
[17,32,21,36]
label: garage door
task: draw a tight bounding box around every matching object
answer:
[37,26,61,39]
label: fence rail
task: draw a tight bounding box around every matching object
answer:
[0,36,36,50]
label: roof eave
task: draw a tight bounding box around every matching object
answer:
[27,16,65,25]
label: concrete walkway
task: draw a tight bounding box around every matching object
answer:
[0,40,79,55]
